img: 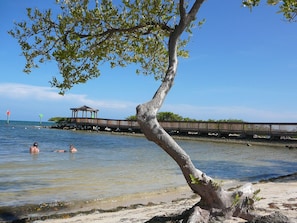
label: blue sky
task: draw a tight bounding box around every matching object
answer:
[1,1,297,122]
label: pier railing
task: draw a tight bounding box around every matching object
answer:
[65,118,297,139]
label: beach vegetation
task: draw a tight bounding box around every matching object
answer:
[207,119,244,123]
[157,112,184,121]
[232,192,242,207]
[127,112,197,121]
[126,115,137,121]
[48,117,69,123]
[127,113,244,122]
[9,0,296,222]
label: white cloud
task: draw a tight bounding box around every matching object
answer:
[0,83,138,120]
[1,83,296,122]
[0,83,62,100]
[0,82,137,109]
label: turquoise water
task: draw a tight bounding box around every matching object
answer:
[0,120,297,208]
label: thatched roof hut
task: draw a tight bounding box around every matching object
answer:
[70,105,99,118]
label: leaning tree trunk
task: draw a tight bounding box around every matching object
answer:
[136,0,257,221]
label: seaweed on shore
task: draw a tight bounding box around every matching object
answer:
[0,201,72,223]
[259,172,297,183]
[1,173,296,223]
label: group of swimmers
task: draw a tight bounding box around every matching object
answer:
[29,142,78,154]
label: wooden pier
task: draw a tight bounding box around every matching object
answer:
[55,117,297,140]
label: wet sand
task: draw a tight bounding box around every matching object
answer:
[2,174,296,223]
[1,186,197,223]
[33,181,297,223]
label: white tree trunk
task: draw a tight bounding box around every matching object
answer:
[136,0,257,221]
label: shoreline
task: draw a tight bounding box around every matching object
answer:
[2,173,297,223]
[90,130,297,148]
[1,186,198,223]
[37,176,297,223]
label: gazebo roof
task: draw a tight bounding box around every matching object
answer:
[70,105,99,112]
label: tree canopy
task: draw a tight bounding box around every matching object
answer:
[8,0,296,94]
[9,0,196,94]
[243,0,297,21]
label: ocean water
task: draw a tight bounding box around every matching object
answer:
[1,120,297,208]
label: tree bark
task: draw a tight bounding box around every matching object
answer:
[136,0,257,221]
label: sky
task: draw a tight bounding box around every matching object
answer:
[1,1,297,122]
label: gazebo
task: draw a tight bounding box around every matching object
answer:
[70,105,99,118]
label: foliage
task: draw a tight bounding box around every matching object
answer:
[231,188,261,209]
[157,112,183,121]
[207,119,244,123]
[8,0,194,94]
[251,189,262,202]
[190,174,223,190]
[126,115,137,121]
[127,112,198,122]
[8,0,296,94]
[127,113,244,122]
[48,116,69,123]
[189,174,201,185]
[242,0,297,21]
[182,117,198,121]
[232,192,242,207]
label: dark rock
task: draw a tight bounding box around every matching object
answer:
[249,211,291,223]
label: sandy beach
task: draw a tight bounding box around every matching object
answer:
[28,177,297,223]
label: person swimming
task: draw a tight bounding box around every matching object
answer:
[53,149,67,153]
[69,145,77,153]
[29,142,40,154]
[53,145,77,153]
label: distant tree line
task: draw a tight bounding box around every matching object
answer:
[48,117,70,123]
[49,113,244,123]
[126,112,244,122]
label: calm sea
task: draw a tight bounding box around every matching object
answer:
[1,120,297,208]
